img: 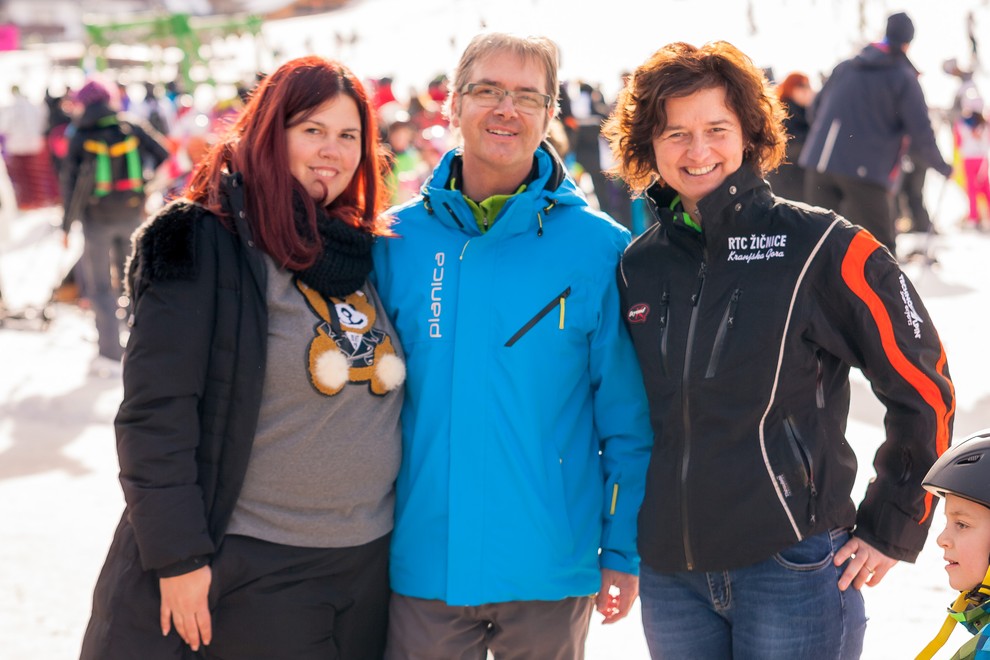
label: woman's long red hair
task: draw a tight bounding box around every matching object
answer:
[185,56,391,270]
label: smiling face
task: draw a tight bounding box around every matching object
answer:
[450,51,552,200]
[937,493,990,591]
[652,86,745,214]
[287,94,362,206]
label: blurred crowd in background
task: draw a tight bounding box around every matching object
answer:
[0,38,987,327]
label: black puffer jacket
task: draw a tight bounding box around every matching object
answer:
[81,174,269,659]
[618,164,954,573]
[799,43,951,188]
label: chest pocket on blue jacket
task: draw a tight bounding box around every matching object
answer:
[504,286,572,347]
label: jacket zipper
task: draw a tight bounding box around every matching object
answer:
[815,350,825,409]
[441,201,466,229]
[505,287,572,347]
[680,259,707,570]
[704,288,741,379]
[783,417,818,525]
[657,288,670,375]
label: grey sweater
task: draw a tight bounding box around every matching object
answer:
[226,256,404,548]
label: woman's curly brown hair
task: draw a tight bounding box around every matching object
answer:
[602,41,787,195]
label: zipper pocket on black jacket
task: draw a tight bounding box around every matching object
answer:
[704,289,741,379]
[815,350,825,409]
[505,287,572,347]
[657,288,670,375]
[783,416,818,525]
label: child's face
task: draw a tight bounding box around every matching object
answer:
[937,493,990,591]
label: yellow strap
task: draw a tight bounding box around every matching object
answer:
[83,136,139,156]
[109,135,139,157]
[83,139,108,154]
[558,297,566,329]
[915,592,970,659]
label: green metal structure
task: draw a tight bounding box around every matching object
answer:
[83,12,264,88]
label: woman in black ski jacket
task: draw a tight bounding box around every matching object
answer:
[603,40,954,659]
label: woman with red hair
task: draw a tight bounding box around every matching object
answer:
[767,71,814,202]
[81,56,405,660]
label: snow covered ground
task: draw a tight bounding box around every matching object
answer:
[2,191,990,659]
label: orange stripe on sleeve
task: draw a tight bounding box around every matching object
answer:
[920,353,956,523]
[840,231,952,524]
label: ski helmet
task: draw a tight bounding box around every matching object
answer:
[923,429,990,507]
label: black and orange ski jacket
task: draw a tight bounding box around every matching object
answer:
[618,164,954,573]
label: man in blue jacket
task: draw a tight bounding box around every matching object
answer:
[373,32,653,659]
[800,11,952,254]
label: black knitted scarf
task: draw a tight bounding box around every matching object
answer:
[291,192,374,298]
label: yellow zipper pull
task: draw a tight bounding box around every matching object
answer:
[558,296,566,329]
[610,483,619,515]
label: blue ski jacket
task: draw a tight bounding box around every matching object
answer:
[373,145,653,605]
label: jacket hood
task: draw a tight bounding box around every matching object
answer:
[415,141,588,234]
[644,161,769,232]
[424,140,571,194]
[74,102,118,130]
[853,42,919,75]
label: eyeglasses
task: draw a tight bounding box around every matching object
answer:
[462,83,551,114]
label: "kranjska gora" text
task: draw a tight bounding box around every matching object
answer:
[727,233,787,262]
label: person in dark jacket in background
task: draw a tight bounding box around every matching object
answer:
[60,75,171,374]
[800,11,952,254]
[767,71,814,202]
[79,56,404,660]
[891,143,936,237]
[604,40,955,659]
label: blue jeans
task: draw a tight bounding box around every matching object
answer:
[79,212,139,360]
[640,528,866,659]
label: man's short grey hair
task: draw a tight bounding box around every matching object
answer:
[444,32,560,121]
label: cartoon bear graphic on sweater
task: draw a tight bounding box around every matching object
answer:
[296,280,405,396]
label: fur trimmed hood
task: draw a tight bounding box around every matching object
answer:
[126,172,250,300]
[125,200,219,300]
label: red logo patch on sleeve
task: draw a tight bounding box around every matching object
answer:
[627,303,650,323]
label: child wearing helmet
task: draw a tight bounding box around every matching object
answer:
[918,429,990,659]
